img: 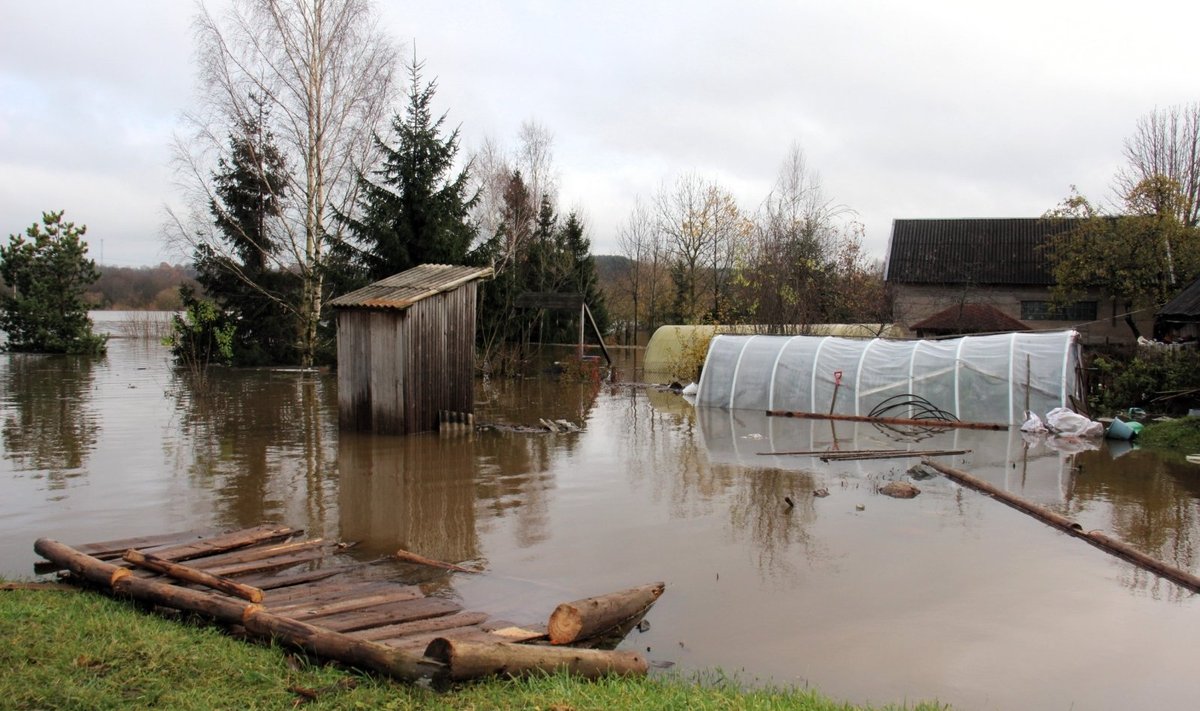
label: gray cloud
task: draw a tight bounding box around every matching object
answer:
[2,0,1197,265]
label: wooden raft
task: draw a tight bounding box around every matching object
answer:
[32,525,664,682]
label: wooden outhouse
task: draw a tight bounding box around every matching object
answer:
[330,264,493,435]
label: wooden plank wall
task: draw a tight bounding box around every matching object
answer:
[337,281,479,435]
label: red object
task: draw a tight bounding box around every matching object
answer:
[833,370,843,385]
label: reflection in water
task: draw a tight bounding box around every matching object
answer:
[339,375,604,562]
[166,368,338,534]
[339,431,481,563]
[0,354,99,489]
[1068,448,1200,599]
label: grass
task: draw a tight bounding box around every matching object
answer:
[1137,416,1200,452]
[0,583,947,710]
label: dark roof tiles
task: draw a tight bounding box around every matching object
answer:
[885,218,1080,286]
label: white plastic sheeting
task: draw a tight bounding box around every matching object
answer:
[695,330,1081,426]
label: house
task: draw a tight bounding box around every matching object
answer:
[329,264,493,435]
[1155,275,1200,343]
[884,218,1153,344]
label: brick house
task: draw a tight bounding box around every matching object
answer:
[884,218,1153,345]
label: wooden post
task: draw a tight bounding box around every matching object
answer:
[425,638,648,681]
[547,582,665,645]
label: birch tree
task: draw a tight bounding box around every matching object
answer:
[170,0,398,365]
[1116,103,1200,227]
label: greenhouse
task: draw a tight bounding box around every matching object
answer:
[695,330,1082,426]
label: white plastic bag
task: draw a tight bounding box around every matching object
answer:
[1020,411,1047,433]
[1044,407,1104,438]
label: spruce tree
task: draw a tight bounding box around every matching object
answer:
[343,56,476,282]
[188,97,299,366]
[0,211,106,355]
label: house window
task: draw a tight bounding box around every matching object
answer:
[1020,300,1097,321]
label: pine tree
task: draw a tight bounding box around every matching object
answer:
[342,55,476,282]
[0,211,106,355]
[187,96,300,366]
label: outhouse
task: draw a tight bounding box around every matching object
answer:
[330,264,493,434]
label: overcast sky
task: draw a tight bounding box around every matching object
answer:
[2,1,1197,267]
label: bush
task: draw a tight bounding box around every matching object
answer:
[0,211,106,355]
[1087,347,1200,415]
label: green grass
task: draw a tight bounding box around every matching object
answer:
[0,583,946,710]
[1136,417,1200,452]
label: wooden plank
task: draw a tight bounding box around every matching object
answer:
[317,597,463,633]
[264,579,394,607]
[148,525,301,563]
[238,564,357,592]
[186,539,328,570]
[203,549,326,578]
[33,527,225,573]
[283,587,425,621]
[349,611,489,642]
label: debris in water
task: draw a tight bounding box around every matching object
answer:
[784,496,795,508]
[813,488,830,498]
[879,481,921,499]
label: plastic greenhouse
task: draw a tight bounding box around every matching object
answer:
[695,330,1082,426]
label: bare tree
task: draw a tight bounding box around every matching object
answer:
[654,173,746,323]
[1116,103,1200,227]
[169,0,399,365]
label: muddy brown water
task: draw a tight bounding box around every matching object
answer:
[3,320,1200,709]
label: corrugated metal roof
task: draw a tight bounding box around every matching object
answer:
[910,303,1030,333]
[329,264,494,310]
[1158,277,1200,319]
[885,218,1080,286]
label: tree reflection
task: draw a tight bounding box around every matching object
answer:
[0,353,99,489]
[165,367,337,534]
[1070,448,1200,600]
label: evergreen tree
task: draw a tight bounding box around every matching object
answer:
[188,97,300,366]
[0,211,106,355]
[341,55,476,282]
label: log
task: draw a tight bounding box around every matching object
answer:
[920,460,1083,534]
[122,549,263,603]
[767,409,1007,431]
[0,582,79,592]
[547,582,665,645]
[425,638,647,681]
[393,548,478,573]
[922,460,1200,594]
[35,538,135,588]
[32,538,431,681]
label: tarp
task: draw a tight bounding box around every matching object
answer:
[695,330,1082,426]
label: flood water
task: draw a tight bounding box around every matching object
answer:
[4,316,1200,710]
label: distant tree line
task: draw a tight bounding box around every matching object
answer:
[86,264,198,310]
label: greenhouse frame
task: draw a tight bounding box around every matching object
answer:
[695,330,1082,426]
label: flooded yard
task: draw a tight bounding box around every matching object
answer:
[4,325,1200,709]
